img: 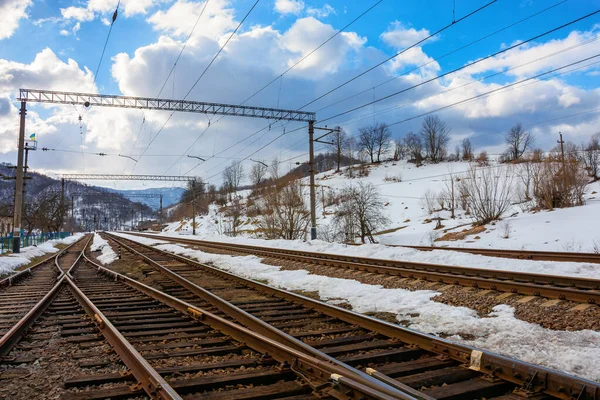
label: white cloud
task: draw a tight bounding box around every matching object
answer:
[0,49,96,153]
[61,0,160,24]
[0,0,33,40]
[61,6,95,22]
[306,4,335,18]
[59,22,82,37]
[460,28,600,78]
[274,0,304,15]
[147,0,237,40]
[381,21,433,48]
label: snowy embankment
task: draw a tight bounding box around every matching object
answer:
[163,160,600,252]
[0,233,84,275]
[113,231,600,382]
[90,233,117,265]
[144,231,600,279]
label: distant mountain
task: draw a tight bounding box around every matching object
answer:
[0,163,155,231]
[106,187,185,210]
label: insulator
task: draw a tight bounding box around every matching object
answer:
[112,9,118,23]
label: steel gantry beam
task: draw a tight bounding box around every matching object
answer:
[62,174,197,182]
[10,88,319,253]
[18,89,316,122]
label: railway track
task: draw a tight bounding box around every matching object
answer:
[104,232,600,400]
[404,245,600,264]
[0,234,410,399]
[0,235,89,338]
[124,233,600,305]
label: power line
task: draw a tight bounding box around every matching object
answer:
[135,0,261,169]
[297,0,498,110]
[156,0,211,99]
[319,8,600,124]
[314,0,568,114]
[327,35,600,130]
[93,1,121,87]
[241,0,385,105]
[385,54,600,129]
[189,0,499,181]
[165,0,385,174]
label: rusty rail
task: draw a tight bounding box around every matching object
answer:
[128,233,600,304]
[102,233,425,399]
[114,232,600,400]
[405,244,600,264]
[81,250,409,400]
[0,234,86,288]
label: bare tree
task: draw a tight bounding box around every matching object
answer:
[270,157,281,182]
[224,197,244,237]
[461,138,473,161]
[583,133,600,179]
[458,166,514,225]
[333,182,389,243]
[223,162,244,197]
[420,115,450,163]
[254,181,310,240]
[393,138,407,161]
[250,162,268,189]
[404,132,423,166]
[328,127,349,172]
[505,123,534,161]
[359,122,392,163]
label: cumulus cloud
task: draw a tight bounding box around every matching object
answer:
[147,0,237,40]
[306,4,335,18]
[274,0,304,15]
[460,27,600,78]
[61,6,95,22]
[0,0,33,40]
[0,49,96,152]
[381,21,434,48]
[61,0,159,24]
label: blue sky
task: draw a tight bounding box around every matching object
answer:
[0,0,599,188]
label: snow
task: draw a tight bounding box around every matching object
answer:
[114,232,600,382]
[139,231,600,279]
[0,233,84,275]
[91,233,118,265]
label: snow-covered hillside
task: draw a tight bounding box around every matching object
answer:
[164,160,600,252]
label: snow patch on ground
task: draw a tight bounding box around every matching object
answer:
[143,231,600,279]
[91,233,118,265]
[114,232,600,382]
[0,233,84,275]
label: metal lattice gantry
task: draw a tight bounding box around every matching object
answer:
[62,174,198,182]
[18,89,316,122]
[10,88,319,253]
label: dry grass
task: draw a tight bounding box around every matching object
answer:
[435,225,486,242]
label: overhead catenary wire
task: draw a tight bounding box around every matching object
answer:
[134,0,261,171]
[314,0,568,115]
[93,0,121,87]
[318,8,600,125]
[163,0,386,174]
[186,0,511,181]
[297,0,498,110]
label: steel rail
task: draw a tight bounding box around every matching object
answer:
[0,234,182,399]
[80,251,405,400]
[130,233,600,304]
[102,233,428,400]
[0,235,92,356]
[64,275,182,400]
[0,234,85,288]
[113,232,600,400]
[405,244,600,264]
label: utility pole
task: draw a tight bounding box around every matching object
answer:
[159,194,163,225]
[558,132,567,194]
[71,196,74,221]
[308,121,317,240]
[12,101,26,253]
[60,178,65,232]
[308,124,339,240]
[191,180,197,235]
